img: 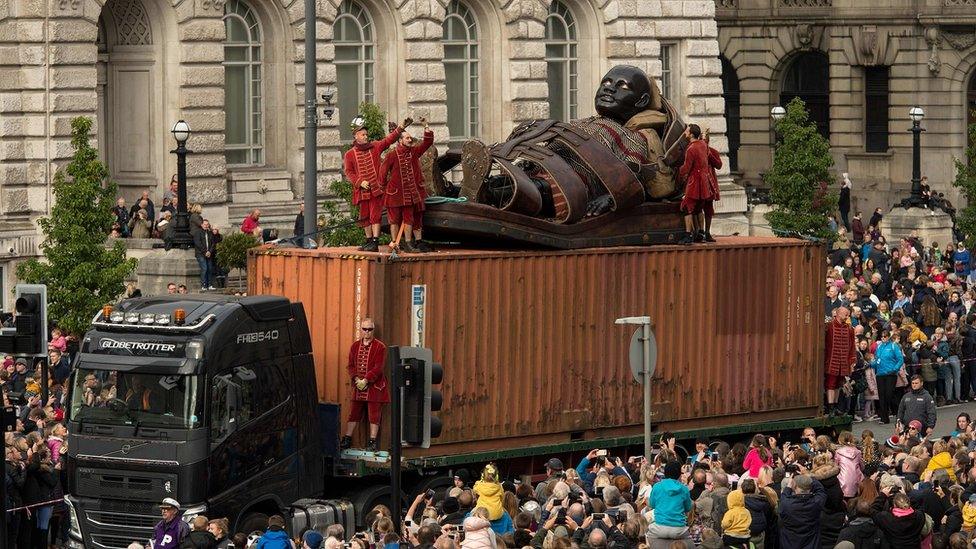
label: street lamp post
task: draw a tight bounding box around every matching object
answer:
[896,106,927,208]
[169,120,194,249]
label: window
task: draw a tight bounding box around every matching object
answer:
[780,51,830,140]
[865,66,889,153]
[334,0,375,140]
[443,0,479,143]
[545,1,578,122]
[721,57,740,171]
[660,43,677,101]
[223,0,264,166]
[210,364,287,445]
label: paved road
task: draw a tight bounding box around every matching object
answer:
[852,398,976,439]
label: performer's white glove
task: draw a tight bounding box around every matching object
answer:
[355,378,368,391]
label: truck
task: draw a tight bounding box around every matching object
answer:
[64,237,847,548]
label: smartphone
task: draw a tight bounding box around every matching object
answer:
[631,455,643,462]
[596,449,608,457]
[556,508,567,525]
[595,486,604,496]
[686,456,694,464]
[592,513,604,521]
[710,452,720,460]
[425,489,435,499]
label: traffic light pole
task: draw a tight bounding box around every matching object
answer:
[388,345,403,535]
[39,357,48,406]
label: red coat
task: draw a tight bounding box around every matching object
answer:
[824,319,856,377]
[348,338,390,403]
[343,128,403,205]
[678,139,721,201]
[381,130,435,208]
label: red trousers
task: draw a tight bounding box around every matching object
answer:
[388,204,424,229]
[357,198,383,227]
[347,399,383,424]
[680,197,715,217]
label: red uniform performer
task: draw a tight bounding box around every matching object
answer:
[824,307,856,415]
[381,124,435,252]
[678,124,722,244]
[343,120,407,252]
[341,319,389,451]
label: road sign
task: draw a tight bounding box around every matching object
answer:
[628,326,657,384]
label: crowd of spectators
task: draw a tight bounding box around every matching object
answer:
[144,428,976,549]
[2,330,80,547]
[824,213,976,428]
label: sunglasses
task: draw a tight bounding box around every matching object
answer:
[361,327,374,332]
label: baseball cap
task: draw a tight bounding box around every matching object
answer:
[303,530,324,549]
[908,420,923,431]
[159,498,180,510]
[545,458,564,471]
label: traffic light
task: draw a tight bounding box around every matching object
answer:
[398,346,443,448]
[0,284,47,357]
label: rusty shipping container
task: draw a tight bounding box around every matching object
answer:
[249,237,825,458]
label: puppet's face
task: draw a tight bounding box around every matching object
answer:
[594,65,653,123]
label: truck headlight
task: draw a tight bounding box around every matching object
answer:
[181,503,208,524]
[65,496,82,539]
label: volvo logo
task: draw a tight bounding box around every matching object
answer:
[165,481,172,493]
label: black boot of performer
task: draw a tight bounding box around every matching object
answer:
[361,237,379,252]
[367,438,379,452]
[678,232,694,245]
[340,435,352,450]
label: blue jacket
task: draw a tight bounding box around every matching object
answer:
[873,341,904,377]
[647,478,692,527]
[956,249,972,277]
[256,528,294,549]
[575,457,628,493]
[779,479,827,549]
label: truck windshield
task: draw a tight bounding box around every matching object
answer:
[70,369,203,429]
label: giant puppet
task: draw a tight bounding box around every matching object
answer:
[420,65,691,248]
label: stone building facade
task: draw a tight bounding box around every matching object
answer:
[717,0,976,218]
[0,0,735,304]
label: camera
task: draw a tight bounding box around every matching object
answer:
[425,489,435,499]
[785,463,800,475]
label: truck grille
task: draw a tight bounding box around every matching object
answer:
[79,500,158,549]
[76,468,178,501]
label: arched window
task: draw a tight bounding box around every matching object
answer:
[334,0,375,139]
[545,1,578,122]
[780,51,830,140]
[720,57,740,171]
[443,0,479,143]
[223,0,264,165]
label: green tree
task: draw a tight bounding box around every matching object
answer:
[16,117,138,336]
[319,101,391,247]
[952,119,976,248]
[763,97,838,241]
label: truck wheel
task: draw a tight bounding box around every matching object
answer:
[238,512,270,536]
[412,476,455,501]
[351,485,404,529]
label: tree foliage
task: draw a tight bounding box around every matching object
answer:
[215,231,260,272]
[952,119,976,248]
[320,101,391,247]
[15,117,137,336]
[763,97,838,241]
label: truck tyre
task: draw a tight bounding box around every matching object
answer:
[351,485,405,529]
[238,511,270,536]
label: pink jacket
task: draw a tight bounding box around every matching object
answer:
[742,448,772,477]
[461,517,495,549]
[834,445,864,498]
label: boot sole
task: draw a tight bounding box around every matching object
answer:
[460,140,490,201]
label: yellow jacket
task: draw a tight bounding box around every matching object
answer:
[922,451,957,483]
[964,502,976,530]
[721,490,752,538]
[473,480,504,520]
